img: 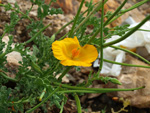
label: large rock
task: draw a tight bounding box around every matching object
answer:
[110,55,150,108]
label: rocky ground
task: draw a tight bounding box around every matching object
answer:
[1,0,150,113]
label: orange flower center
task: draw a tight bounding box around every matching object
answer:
[71,48,80,58]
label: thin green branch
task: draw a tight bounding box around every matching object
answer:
[99,0,105,72]
[86,0,108,44]
[105,0,149,26]
[57,7,89,40]
[0,71,18,82]
[58,32,70,41]
[69,0,85,37]
[1,31,6,39]
[58,66,72,81]
[59,95,65,113]
[103,59,150,68]
[110,45,150,65]
[104,0,127,26]
[74,93,82,113]
[55,20,73,36]
[53,82,144,93]
[121,0,149,14]
[138,29,150,32]
[103,15,150,47]
[58,86,144,94]
[73,0,108,34]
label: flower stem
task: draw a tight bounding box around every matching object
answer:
[55,20,74,36]
[59,32,70,40]
[57,6,89,40]
[110,45,150,65]
[74,93,82,113]
[99,0,105,72]
[53,82,144,93]
[1,31,6,39]
[59,95,65,113]
[103,59,150,68]
[26,86,60,113]
[86,0,108,44]
[58,66,72,81]
[69,0,85,37]
[0,71,18,82]
[11,98,30,104]
[104,0,127,26]
[105,0,149,26]
[73,0,107,34]
[103,15,150,47]
[58,86,144,94]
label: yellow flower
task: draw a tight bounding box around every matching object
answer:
[52,36,98,67]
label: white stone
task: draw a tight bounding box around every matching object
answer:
[2,36,22,66]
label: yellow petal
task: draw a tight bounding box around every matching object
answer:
[52,41,66,60]
[78,44,98,63]
[52,36,80,60]
[60,60,92,67]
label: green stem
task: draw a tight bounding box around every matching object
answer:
[104,0,127,26]
[55,20,73,36]
[137,28,150,32]
[74,93,82,113]
[53,82,144,93]
[0,72,18,82]
[58,32,69,41]
[121,0,149,14]
[44,61,60,77]
[103,59,150,68]
[86,0,108,44]
[103,15,150,47]
[58,86,144,94]
[73,0,107,34]
[1,31,6,38]
[57,5,89,40]
[42,60,60,78]
[99,0,105,71]
[105,0,149,26]
[23,24,51,45]
[69,0,85,37]
[104,27,150,39]
[0,52,7,59]
[110,45,150,65]
[26,86,60,113]
[58,66,72,81]
[11,98,30,104]
[59,96,65,113]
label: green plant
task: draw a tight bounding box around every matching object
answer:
[0,0,149,112]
